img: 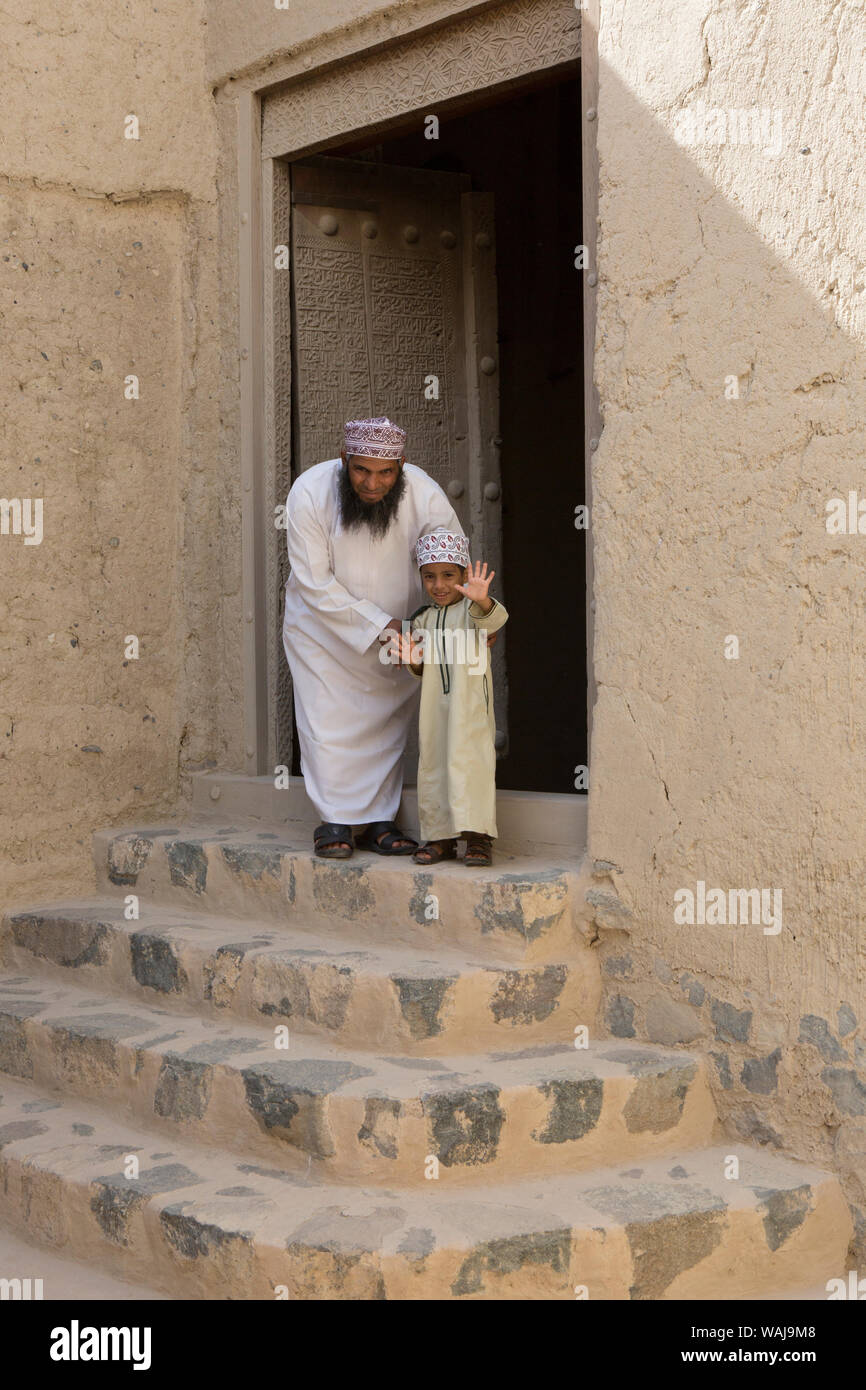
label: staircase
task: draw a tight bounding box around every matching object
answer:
[0,790,852,1299]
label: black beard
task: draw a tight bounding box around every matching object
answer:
[338,462,406,538]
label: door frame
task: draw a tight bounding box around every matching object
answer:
[235,0,593,778]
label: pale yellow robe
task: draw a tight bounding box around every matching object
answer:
[408,595,508,841]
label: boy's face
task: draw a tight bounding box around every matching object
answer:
[420,561,466,606]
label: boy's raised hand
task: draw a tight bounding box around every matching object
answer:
[455,560,495,604]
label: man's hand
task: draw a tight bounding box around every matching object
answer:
[397,630,425,669]
[378,619,422,667]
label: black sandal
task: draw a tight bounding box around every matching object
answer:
[413,839,458,865]
[314,822,354,859]
[463,832,493,867]
[355,820,418,856]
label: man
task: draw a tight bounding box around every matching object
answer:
[282,416,462,858]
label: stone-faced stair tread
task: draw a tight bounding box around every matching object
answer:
[0,971,714,1185]
[0,1072,849,1301]
[96,819,582,877]
[93,822,587,959]
[0,969,702,1096]
[4,894,576,979]
[0,1222,170,1301]
[93,817,594,961]
[0,1067,832,1231]
[3,894,601,1054]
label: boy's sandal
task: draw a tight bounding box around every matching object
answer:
[355,820,418,856]
[412,838,458,865]
[313,822,354,859]
[463,833,493,867]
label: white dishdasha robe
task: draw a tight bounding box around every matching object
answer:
[282,458,461,825]
[408,595,509,840]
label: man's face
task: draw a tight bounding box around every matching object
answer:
[342,450,403,501]
[338,449,407,537]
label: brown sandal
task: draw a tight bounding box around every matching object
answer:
[412,838,458,865]
[463,832,493,867]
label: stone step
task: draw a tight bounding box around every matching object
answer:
[0,973,716,1186]
[2,899,601,1056]
[92,822,592,961]
[0,1074,850,1300]
[0,1222,169,1300]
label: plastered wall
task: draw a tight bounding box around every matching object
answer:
[0,0,231,909]
[587,0,866,1256]
[0,0,496,913]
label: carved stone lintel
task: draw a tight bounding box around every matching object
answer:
[262,0,580,159]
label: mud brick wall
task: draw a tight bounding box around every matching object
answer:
[587,0,866,1259]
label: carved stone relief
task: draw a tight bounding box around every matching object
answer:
[262,0,580,160]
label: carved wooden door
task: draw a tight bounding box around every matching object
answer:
[283,156,506,779]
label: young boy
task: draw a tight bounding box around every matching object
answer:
[398,528,508,867]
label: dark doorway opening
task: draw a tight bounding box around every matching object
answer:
[290,74,586,793]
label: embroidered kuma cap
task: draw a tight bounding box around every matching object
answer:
[415,528,470,569]
[344,416,407,460]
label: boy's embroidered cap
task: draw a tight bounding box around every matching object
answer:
[415,528,470,569]
[344,416,406,459]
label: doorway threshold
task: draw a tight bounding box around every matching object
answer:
[190,773,586,856]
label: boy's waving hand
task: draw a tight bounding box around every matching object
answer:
[455,560,496,612]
